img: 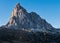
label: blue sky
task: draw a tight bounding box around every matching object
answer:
[0,0,60,28]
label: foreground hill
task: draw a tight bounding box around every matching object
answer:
[0,27,60,43]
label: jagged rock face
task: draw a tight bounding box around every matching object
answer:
[6,3,54,31]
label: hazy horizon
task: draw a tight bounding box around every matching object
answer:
[0,0,60,28]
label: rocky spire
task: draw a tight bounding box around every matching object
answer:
[15,3,21,11]
[11,3,27,17]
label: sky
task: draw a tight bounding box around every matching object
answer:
[0,0,60,28]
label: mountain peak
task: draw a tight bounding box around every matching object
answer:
[15,3,20,10]
[11,3,27,17]
[16,3,20,6]
[6,3,54,31]
[15,3,27,12]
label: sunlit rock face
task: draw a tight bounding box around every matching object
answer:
[6,3,54,32]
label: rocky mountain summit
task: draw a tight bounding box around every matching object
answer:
[5,3,55,32]
[0,3,60,43]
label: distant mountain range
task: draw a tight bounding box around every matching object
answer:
[0,3,60,43]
